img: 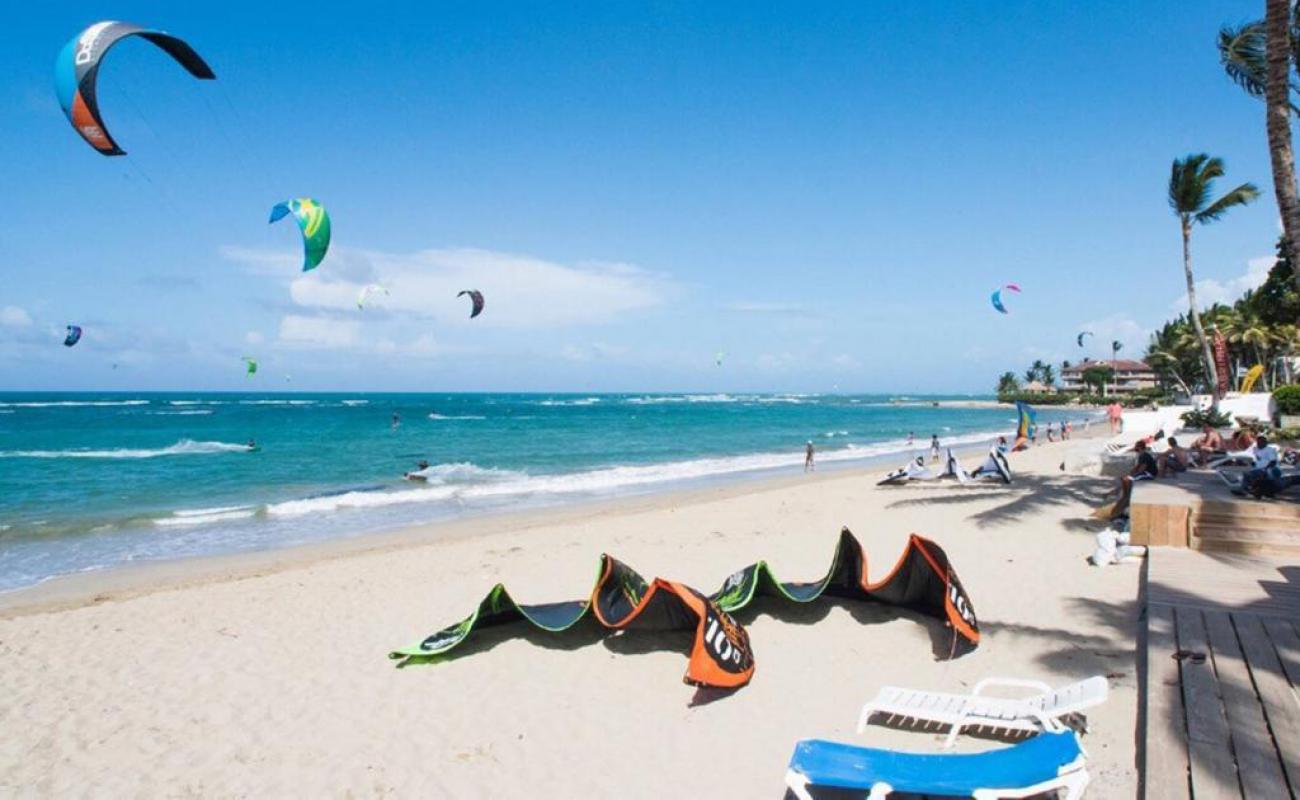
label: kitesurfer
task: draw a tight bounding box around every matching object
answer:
[391,412,401,430]
[247,439,256,450]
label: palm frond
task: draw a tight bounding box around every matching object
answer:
[1195,182,1261,222]
[1169,154,1211,214]
[1219,22,1269,98]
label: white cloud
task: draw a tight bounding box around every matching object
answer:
[245,331,265,345]
[0,306,32,327]
[225,245,672,328]
[277,315,360,349]
[1169,256,1272,312]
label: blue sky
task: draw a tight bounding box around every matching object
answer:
[0,1,1283,393]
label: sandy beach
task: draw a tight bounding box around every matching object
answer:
[0,436,1140,797]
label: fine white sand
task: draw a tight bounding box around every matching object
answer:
[0,438,1139,796]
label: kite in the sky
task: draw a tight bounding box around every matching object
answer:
[242,356,258,377]
[357,284,389,309]
[458,290,485,319]
[269,198,330,272]
[990,284,1021,314]
[390,528,979,690]
[55,21,215,156]
[1077,331,1093,348]
[715,351,726,367]
[63,325,82,347]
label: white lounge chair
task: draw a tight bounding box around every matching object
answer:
[857,676,1109,750]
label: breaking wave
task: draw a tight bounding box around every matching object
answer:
[0,439,253,459]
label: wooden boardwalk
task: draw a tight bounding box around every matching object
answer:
[1143,548,1300,799]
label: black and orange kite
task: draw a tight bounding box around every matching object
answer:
[390,529,979,690]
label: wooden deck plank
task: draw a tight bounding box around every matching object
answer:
[1175,609,1241,800]
[1204,611,1289,800]
[1261,618,1300,689]
[1235,614,1300,795]
[1146,603,1191,800]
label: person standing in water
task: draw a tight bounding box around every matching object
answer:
[391,412,401,430]
[804,441,815,472]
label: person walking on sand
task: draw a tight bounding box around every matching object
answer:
[1046,422,1057,442]
[929,434,940,463]
[804,440,815,472]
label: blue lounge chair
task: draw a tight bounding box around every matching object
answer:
[785,730,1089,799]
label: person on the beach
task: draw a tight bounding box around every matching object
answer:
[1063,420,1072,440]
[1112,439,1158,517]
[1158,437,1190,476]
[1228,425,1255,453]
[1236,435,1282,495]
[1046,422,1057,442]
[1108,402,1123,434]
[907,431,914,449]
[804,441,815,472]
[929,434,940,463]
[1190,424,1224,466]
[996,436,1009,454]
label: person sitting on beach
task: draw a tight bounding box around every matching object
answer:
[996,436,1009,454]
[1112,439,1158,518]
[804,441,815,472]
[1228,426,1255,453]
[1158,437,1190,477]
[1233,435,1283,495]
[1190,424,1224,466]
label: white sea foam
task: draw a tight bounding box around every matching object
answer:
[149,410,214,416]
[154,505,258,527]
[238,400,316,406]
[536,397,602,406]
[0,400,149,408]
[263,431,1009,520]
[341,400,369,406]
[0,439,253,459]
[427,413,487,420]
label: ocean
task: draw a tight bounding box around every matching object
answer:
[0,392,1087,591]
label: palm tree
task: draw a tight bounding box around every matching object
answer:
[1168,154,1260,404]
[997,372,1020,394]
[1218,7,1300,295]
[1042,363,1056,387]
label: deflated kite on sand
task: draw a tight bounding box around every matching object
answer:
[390,528,979,690]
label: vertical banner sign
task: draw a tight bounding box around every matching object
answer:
[1213,330,1230,396]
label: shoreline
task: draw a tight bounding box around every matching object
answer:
[0,435,1009,618]
[2,416,1110,605]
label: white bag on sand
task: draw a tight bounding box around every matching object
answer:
[1089,529,1147,567]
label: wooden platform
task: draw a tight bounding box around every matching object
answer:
[1131,473,1300,556]
[1142,548,1300,799]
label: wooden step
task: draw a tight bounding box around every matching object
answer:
[1191,535,1300,557]
[1196,509,1300,528]
[1194,520,1300,542]
[1196,499,1300,521]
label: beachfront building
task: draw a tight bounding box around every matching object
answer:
[1060,359,1158,395]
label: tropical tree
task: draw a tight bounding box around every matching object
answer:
[1041,363,1056,387]
[1081,365,1115,395]
[1218,6,1300,294]
[997,372,1020,394]
[1168,154,1260,403]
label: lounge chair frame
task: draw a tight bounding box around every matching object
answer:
[857,676,1108,749]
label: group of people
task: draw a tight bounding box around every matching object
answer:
[1110,424,1290,516]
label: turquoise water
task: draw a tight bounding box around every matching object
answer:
[0,392,1086,591]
